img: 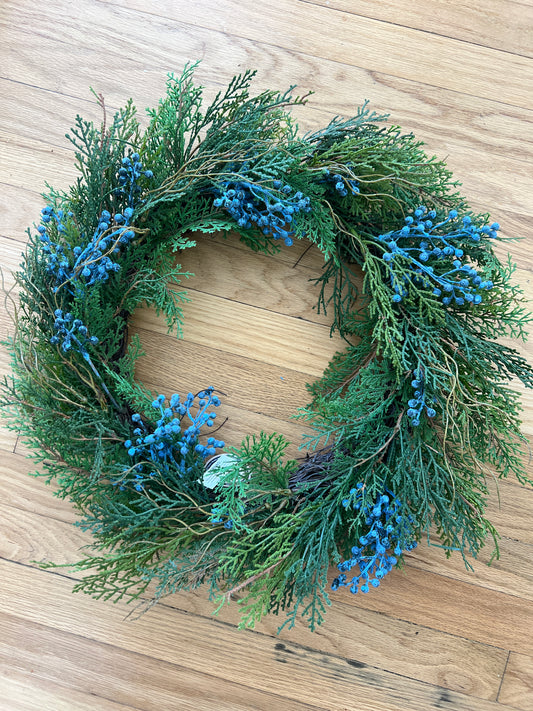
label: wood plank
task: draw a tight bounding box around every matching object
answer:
[0,666,140,711]
[306,0,533,57]
[0,78,101,152]
[0,240,26,453]
[173,231,354,327]
[0,481,512,700]
[104,0,533,108]
[0,502,90,566]
[336,563,533,655]
[0,560,517,710]
[2,4,533,165]
[207,217,533,281]
[499,652,533,710]
[165,589,510,703]
[0,183,53,243]
[130,291,347,378]
[132,328,313,421]
[440,146,533,221]
[0,612,324,711]
[1,451,79,524]
[406,535,533,602]
[0,431,18,455]
[485,479,533,546]
[3,60,533,173]
[0,129,76,195]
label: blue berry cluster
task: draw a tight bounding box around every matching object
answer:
[38,205,136,291]
[332,484,417,594]
[376,207,498,306]
[120,389,224,490]
[210,504,237,529]
[38,206,74,284]
[212,180,311,246]
[113,152,154,208]
[322,167,360,197]
[50,309,119,405]
[407,370,436,427]
[50,309,98,357]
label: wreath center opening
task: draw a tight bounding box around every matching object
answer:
[128,230,359,460]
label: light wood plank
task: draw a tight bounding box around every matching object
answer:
[0,560,518,711]
[165,589,510,703]
[130,291,347,378]
[173,232,353,327]
[210,218,533,281]
[499,652,533,710]
[2,4,533,164]
[336,564,533,656]
[0,348,21,454]
[0,473,513,701]
[0,183,50,243]
[104,0,533,108]
[0,78,102,152]
[0,502,90,566]
[1,451,79,524]
[406,535,533,602]
[0,612,324,711]
[3,62,533,172]
[0,666,140,711]
[307,0,533,56]
[485,479,533,546]
[132,327,313,421]
[0,129,77,196]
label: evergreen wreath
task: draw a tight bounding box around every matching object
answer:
[3,63,533,632]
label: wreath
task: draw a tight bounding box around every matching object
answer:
[3,63,532,632]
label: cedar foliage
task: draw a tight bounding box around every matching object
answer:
[2,63,532,631]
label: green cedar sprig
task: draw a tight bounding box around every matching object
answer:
[2,63,532,632]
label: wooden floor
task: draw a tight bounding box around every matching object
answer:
[1,1,533,709]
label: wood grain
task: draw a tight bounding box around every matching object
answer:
[2,3,533,157]
[0,560,521,711]
[335,565,533,656]
[0,665,140,711]
[0,612,326,711]
[499,652,533,710]
[0,481,508,701]
[105,0,533,108]
[307,0,533,56]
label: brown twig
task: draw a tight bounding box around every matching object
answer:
[224,551,292,602]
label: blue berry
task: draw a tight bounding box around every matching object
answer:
[333,487,417,596]
[212,179,311,247]
[376,207,498,307]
